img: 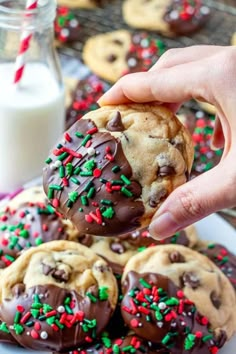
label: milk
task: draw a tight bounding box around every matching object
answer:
[0,62,65,192]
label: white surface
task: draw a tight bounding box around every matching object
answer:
[0,213,235,353]
[0,62,65,192]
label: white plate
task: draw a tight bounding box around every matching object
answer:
[0,213,235,354]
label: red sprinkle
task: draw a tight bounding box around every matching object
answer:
[64,132,72,142]
[30,329,39,339]
[130,318,139,328]
[17,305,25,313]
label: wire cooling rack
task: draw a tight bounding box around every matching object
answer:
[58,0,236,58]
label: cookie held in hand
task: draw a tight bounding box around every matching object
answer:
[0,240,118,351]
[43,104,193,236]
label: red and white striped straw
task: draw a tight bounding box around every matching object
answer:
[13,0,38,85]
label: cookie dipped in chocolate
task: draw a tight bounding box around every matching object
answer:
[0,284,112,352]
[0,202,68,269]
[199,243,236,290]
[43,118,144,236]
[0,319,18,345]
[121,271,224,353]
[164,0,210,36]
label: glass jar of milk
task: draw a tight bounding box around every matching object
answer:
[0,0,65,192]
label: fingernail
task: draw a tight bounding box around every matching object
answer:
[149,212,180,239]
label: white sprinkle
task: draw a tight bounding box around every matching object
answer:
[157,322,163,328]
[200,6,210,15]
[127,57,137,68]
[70,19,79,28]
[57,305,65,313]
[196,111,204,118]
[158,302,166,310]
[169,10,179,20]
[87,147,96,156]
[26,213,34,221]
[138,323,142,327]
[40,331,48,340]
[136,313,141,317]
[181,321,186,326]
[54,160,62,168]
[61,28,69,38]
[140,38,149,48]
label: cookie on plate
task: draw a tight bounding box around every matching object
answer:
[199,243,236,290]
[57,0,102,9]
[83,30,166,83]
[122,244,236,340]
[54,6,81,45]
[43,103,193,236]
[0,240,118,351]
[121,271,227,352]
[122,0,210,36]
[65,75,110,130]
[78,225,199,275]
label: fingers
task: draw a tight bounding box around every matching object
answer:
[149,45,223,71]
[211,115,225,150]
[99,60,211,106]
[149,158,236,239]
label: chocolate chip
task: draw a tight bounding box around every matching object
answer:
[216,329,227,348]
[95,264,111,273]
[210,291,221,309]
[106,111,125,132]
[128,181,142,197]
[110,242,125,254]
[12,283,25,297]
[169,251,185,263]
[158,166,175,177]
[42,263,53,276]
[148,189,167,208]
[78,234,93,247]
[112,39,123,45]
[181,272,200,289]
[52,269,69,282]
[107,54,117,62]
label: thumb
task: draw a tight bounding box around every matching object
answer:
[149,160,236,239]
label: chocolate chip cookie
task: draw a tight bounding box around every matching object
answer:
[43,103,193,236]
[123,0,210,36]
[83,30,166,83]
[122,244,236,340]
[0,240,118,351]
[57,0,102,9]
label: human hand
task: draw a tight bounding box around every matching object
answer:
[98,45,236,239]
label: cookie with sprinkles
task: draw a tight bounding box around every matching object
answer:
[122,244,236,340]
[121,271,226,353]
[0,320,17,345]
[0,201,75,270]
[82,30,166,83]
[66,75,110,130]
[55,6,81,45]
[190,110,223,177]
[199,243,236,290]
[53,333,170,353]
[43,103,193,236]
[0,240,118,351]
[122,0,210,36]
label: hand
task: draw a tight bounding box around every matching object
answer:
[98,45,236,239]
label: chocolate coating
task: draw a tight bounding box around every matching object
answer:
[121,271,224,353]
[43,118,145,236]
[1,284,112,352]
[199,243,236,290]
[0,202,68,268]
[0,319,18,345]
[55,6,81,44]
[164,0,210,36]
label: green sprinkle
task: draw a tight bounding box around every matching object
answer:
[19,229,29,239]
[139,278,152,289]
[75,131,84,138]
[120,174,131,185]
[102,207,115,219]
[81,134,91,146]
[71,177,80,185]
[79,208,84,212]
[81,195,88,206]
[67,200,73,208]
[46,316,56,326]
[208,243,216,249]
[184,333,196,350]
[101,199,113,206]
[112,344,120,353]
[82,324,89,332]
[14,311,21,324]
[35,237,43,246]
[58,152,69,161]
[49,184,63,191]
[100,178,108,184]
[138,246,147,252]
[84,181,93,192]
[202,334,213,342]
[25,321,34,327]
[80,171,93,177]
[155,309,163,321]
[165,297,179,306]
[59,165,65,178]
[68,191,79,203]
[64,296,71,305]
[86,292,97,303]
[43,304,53,313]
[74,166,81,175]
[112,180,124,186]
[48,188,55,200]
[111,165,121,173]
[66,163,73,176]
[84,159,95,171]
[5,254,15,262]
[99,286,109,301]
[162,333,171,345]
[45,157,52,164]
[31,309,39,318]
[13,324,24,335]
[65,305,73,314]
[121,187,133,197]
[0,322,10,334]
[87,187,96,198]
